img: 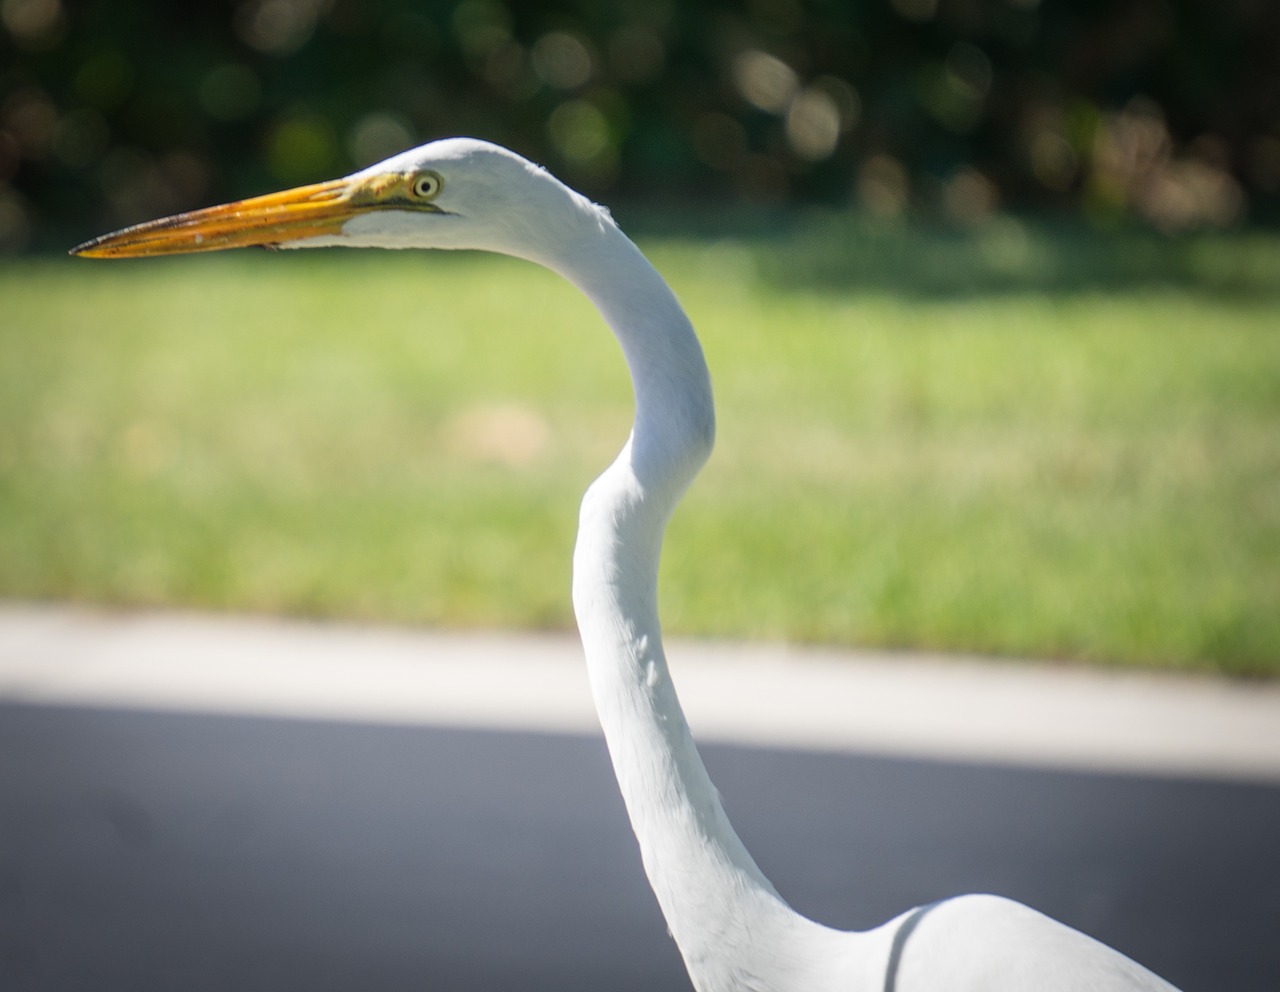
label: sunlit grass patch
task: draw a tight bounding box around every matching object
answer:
[2,227,1278,675]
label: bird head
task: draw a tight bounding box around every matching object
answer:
[71,138,600,263]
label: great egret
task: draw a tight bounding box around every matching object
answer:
[74,138,1181,992]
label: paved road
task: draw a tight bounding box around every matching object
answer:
[1,606,1278,991]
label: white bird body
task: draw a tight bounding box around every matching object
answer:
[73,138,1183,992]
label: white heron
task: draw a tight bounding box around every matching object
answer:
[73,138,1181,992]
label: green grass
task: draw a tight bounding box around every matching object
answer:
[2,223,1278,676]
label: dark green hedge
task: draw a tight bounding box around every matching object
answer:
[3,0,1277,250]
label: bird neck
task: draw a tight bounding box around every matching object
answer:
[544,216,852,992]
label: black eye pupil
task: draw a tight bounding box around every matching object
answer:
[416,177,437,197]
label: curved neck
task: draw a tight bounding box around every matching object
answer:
[541,215,849,992]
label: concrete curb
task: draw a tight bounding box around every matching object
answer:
[2,601,1278,782]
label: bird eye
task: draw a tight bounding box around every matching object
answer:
[411,172,442,200]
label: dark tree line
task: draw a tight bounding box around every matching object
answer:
[2,0,1278,250]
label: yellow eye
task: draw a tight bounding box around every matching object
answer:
[411,172,442,200]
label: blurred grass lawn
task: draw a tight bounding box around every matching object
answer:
[2,223,1278,676]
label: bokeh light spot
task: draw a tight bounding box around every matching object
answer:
[452,0,512,59]
[786,87,842,161]
[348,112,414,167]
[548,100,610,164]
[942,167,999,225]
[234,0,329,55]
[267,114,337,183]
[3,88,58,161]
[533,31,594,90]
[1029,129,1078,191]
[859,154,910,217]
[732,50,798,114]
[1,0,64,48]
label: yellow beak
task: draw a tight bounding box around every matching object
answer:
[71,176,374,258]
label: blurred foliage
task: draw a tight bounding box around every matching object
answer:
[2,0,1279,250]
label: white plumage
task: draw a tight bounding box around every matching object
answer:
[74,138,1182,992]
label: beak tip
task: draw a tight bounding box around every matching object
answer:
[69,238,104,258]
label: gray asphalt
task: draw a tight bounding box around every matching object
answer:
[0,607,1277,991]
